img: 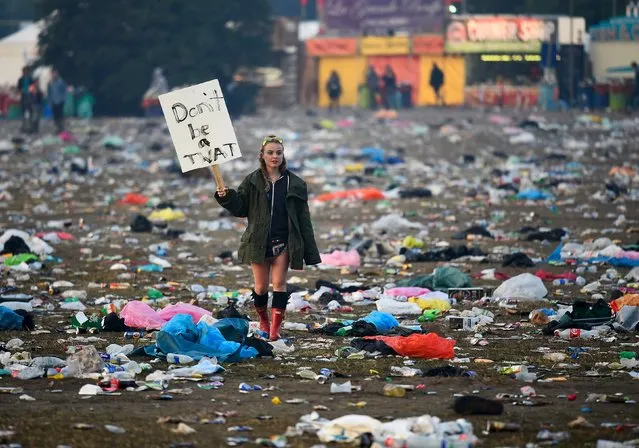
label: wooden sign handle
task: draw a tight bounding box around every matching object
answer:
[209,165,226,191]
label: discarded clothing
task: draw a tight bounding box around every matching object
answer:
[350,338,396,356]
[403,245,486,263]
[522,227,566,242]
[424,365,474,377]
[452,226,493,240]
[502,252,535,267]
[315,279,363,294]
[398,188,432,199]
[130,215,153,233]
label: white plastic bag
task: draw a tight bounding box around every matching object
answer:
[376,298,422,315]
[493,273,548,300]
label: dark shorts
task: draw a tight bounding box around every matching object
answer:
[265,238,287,259]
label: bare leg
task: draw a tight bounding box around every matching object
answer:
[269,251,289,340]
[270,251,289,293]
[251,262,271,295]
[251,262,272,333]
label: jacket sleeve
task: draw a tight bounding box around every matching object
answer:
[299,184,322,266]
[215,176,250,218]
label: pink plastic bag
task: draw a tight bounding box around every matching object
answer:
[385,287,431,298]
[320,250,361,267]
[157,303,211,323]
[120,301,166,330]
[59,131,75,142]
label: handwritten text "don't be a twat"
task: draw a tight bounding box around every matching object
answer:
[170,89,237,166]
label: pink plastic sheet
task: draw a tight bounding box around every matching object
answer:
[320,250,361,267]
[385,287,431,298]
[120,301,212,330]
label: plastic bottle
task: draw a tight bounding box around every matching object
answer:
[554,329,599,339]
[552,279,570,286]
[575,276,586,286]
[386,435,474,448]
[105,354,130,365]
[514,371,537,382]
[31,357,67,369]
[298,370,318,380]
[123,361,142,374]
[383,384,406,398]
[15,366,45,380]
[282,322,309,332]
[166,353,194,364]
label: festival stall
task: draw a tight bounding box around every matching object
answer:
[445,15,585,107]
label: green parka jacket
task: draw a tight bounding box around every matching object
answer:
[215,169,321,270]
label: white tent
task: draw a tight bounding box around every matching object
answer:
[0,21,44,86]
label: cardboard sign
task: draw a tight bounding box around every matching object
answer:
[159,79,241,173]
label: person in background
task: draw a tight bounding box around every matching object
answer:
[27,79,44,134]
[326,70,342,113]
[17,67,33,133]
[382,65,397,109]
[632,61,639,109]
[47,68,68,133]
[366,66,379,110]
[150,67,169,95]
[215,136,321,341]
[429,62,445,106]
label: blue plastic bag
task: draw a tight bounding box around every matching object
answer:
[361,147,385,164]
[360,311,399,334]
[517,189,552,200]
[0,306,24,330]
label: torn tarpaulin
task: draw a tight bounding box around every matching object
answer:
[137,314,258,362]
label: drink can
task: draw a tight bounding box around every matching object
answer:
[103,303,117,314]
[103,364,124,373]
[487,421,521,432]
[124,331,144,339]
[319,368,334,378]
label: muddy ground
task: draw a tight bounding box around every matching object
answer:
[0,108,638,448]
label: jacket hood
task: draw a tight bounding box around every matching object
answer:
[248,169,308,200]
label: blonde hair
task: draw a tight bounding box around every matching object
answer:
[259,141,287,191]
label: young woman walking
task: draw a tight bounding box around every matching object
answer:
[215,135,321,340]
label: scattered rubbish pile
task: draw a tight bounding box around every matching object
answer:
[1,109,639,446]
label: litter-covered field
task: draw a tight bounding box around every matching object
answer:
[1,108,638,448]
